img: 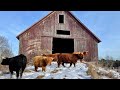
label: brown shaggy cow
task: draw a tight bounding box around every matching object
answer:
[57,51,88,67]
[57,54,81,67]
[73,51,88,62]
[46,56,54,65]
[33,56,54,72]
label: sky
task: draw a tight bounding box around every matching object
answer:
[0,11,120,60]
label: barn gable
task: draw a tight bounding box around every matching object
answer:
[16,11,101,43]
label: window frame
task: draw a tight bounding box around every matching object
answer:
[56,30,70,35]
[58,14,65,24]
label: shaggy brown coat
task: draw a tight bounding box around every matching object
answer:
[57,53,83,67]
[73,51,88,62]
[33,56,54,72]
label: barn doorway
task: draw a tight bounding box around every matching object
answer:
[52,38,74,53]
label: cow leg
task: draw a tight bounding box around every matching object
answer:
[20,67,25,79]
[20,71,23,79]
[16,70,20,79]
[16,68,20,79]
[62,62,66,67]
[69,63,72,67]
[80,59,82,63]
[57,62,61,67]
[73,63,76,67]
[9,67,13,79]
[42,66,46,72]
[35,66,38,72]
[10,71,13,79]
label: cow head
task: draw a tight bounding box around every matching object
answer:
[83,51,88,56]
[73,51,88,55]
[1,57,10,65]
[73,52,84,59]
[78,53,84,59]
[73,51,88,59]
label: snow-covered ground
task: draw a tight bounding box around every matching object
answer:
[0,62,91,79]
[0,61,120,79]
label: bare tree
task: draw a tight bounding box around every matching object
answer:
[0,35,13,62]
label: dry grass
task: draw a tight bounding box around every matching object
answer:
[85,62,101,79]
[0,65,9,72]
[82,61,120,79]
[50,69,59,73]
[107,72,113,78]
[0,65,9,76]
[24,69,32,72]
[0,72,3,76]
[36,75,45,79]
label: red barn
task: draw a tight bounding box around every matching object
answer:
[16,11,101,64]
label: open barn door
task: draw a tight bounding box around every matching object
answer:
[52,38,74,53]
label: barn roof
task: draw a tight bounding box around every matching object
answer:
[16,11,101,43]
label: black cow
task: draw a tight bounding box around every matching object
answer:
[1,54,27,79]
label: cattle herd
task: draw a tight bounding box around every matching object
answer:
[1,51,120,79]
[2,51,120,79]
[1,51,88,79]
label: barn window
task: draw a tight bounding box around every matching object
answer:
[57,30,70,35]
[59,15,64,23]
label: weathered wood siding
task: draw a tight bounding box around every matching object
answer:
[18,11,100,63]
